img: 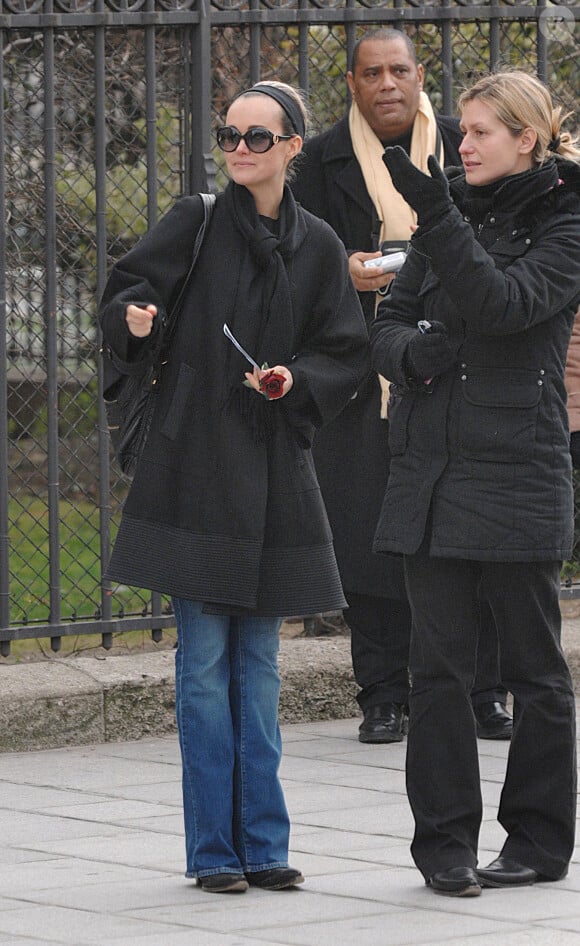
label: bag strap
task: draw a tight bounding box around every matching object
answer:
[104,193,216,379]
[162,191,216,348]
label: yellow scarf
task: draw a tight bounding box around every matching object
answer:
[349,90,443,243]
[349,92,443,415]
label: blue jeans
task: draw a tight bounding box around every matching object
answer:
[173,598,290,878]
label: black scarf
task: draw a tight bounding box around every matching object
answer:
[223,181,307,440]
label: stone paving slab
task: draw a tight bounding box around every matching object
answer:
[0,716,579,946]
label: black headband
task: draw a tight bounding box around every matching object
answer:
[235,84,305,139]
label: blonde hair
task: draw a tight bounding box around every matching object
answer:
[458,70,580,166]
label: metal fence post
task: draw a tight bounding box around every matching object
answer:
[43,2,62,652]
[0,25,9,656]
[190,0,216,194]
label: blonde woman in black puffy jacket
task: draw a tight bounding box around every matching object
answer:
[371,70,580,898]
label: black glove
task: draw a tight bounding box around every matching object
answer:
[405,320,456,382]
[382,146,452,228]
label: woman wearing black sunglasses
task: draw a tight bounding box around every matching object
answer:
[99,81,368,894]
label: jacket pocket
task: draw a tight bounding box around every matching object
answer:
[489,232,533,268]
[457,366,544,462]
[161,362,201,441]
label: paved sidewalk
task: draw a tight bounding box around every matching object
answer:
[1,715,579,946]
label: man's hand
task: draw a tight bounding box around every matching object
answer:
[349,252,397,294]
[382,147,451,228]
[126,304,157,338]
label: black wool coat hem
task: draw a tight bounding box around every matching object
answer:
[107,514,348,617]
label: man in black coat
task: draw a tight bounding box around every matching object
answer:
[292,28,512,743]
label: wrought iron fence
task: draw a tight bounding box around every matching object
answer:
[0,0,578,656]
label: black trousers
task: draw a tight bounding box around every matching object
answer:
[346,591,506,712]
[404,551,577,881]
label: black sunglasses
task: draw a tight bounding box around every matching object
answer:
[216,125,296,154]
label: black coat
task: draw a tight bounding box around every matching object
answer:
[370,158,580,561]
[99,187,369,615]
[291,113,463,596]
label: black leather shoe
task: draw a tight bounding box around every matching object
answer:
[246,867,304,890]
[197,872,248,893]
[476,856,538,888]
[429,867,481,897]
[474,701,513,740]
[358,702,408,744]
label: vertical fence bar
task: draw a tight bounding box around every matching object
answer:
[145,0,158,225]
[249,0,260,83]
[345,0,357,112]
[441,0,453,115]
[0,27,10,656]
[95,0,114,648]
[536,0,548,84]
[489,4,500,71]
[182,29,191,196]
[43,4,62,651]
[298,0,309,96]
[346,0,356,63]
[190,0,214,193]
[184,25,193,193]
[144,0,164,638]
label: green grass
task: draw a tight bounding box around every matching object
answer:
[10,499,97,621]
[4,496,174,660]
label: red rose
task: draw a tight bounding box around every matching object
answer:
[259,370,286,400]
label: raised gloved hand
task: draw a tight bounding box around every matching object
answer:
[405,320,456,382]
[382,146,452,229]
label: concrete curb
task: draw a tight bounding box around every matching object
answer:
[2,619,580,754]
[0,637,358,753]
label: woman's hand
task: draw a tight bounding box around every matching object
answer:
[349,251,397,294]
[405,320,456,381]
[244,365,294,400]
[126,304,157,337]
[382,147,451,228]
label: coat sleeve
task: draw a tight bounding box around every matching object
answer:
[98,196,207,375]
[369,247,429,385]
[280,221,370,439]
[411,198,580,336]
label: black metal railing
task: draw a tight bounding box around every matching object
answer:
[1,0,578,656]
